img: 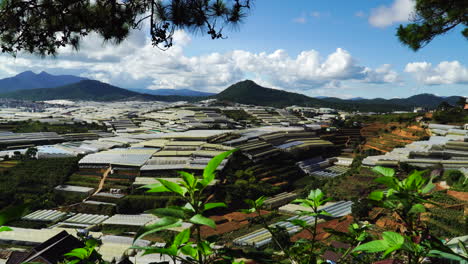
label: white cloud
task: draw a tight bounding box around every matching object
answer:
[0,29,399,93]
[355,11,365,18]
[405,61,468,85]
[368,0,414,28]
[363,64,400,83]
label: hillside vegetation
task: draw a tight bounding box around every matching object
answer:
[214,80,462,112]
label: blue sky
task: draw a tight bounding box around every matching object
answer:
[0,0,466,98]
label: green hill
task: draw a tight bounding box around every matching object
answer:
[321,94,462,108]
[0,80,197,102]
[215,80,324,107]
[215,80,463,111]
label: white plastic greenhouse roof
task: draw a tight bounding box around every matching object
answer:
[79,149,157,166]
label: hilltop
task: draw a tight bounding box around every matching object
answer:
[215,80,324,107]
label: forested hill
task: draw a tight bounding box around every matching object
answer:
[320,94,462,109]
[215,80,324,107]
[214,80,463,111]
[0,80,197,102]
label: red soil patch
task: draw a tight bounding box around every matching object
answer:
[447,190,468,202]
[291,215,354,242]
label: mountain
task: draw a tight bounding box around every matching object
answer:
[0,71,87,92]
[129,88,215,97]
[321,94,462,109]
[0,80,195,102]
[214,80,463,111]
[216,80,325,107]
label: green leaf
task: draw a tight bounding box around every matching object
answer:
[202,149,236,186]
[178,171,195,188]
[157,179,187,196]
[0,226,12,232]
[290,219,308,228]
[147,208,186,219]
[183,202,196,213]
[173,229,190,247]
[353,240,389,253]
[428,250,468,261]
[142,183,170,193]
[421,179,435,194]
[198,241,214,255]
[189,214,216,229]
[372,166,395,177]
[181,244,198,259]
[408,203,425,215]
[319,210,333,217]
[375,176,398,188]
[134,217,183,242]
[203,202,227,211]
[382,231,404,248]
[254,196,266,208]
[308,189,324,201]
[64,248,88,260]
[369,190,384,201]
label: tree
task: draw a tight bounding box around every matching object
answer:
[25,147,38,160]
[397,0,468,51]
[0,0,252,56]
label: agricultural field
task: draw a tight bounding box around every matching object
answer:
[361,122,429,153]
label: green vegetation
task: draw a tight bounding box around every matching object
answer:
[0,157,79,209]
[354,166,467,264]
[215,80,462,111]
[433,107,468,124]
[221,109,259,123]
[0,0,251,56]
[0,120,105,134]
[132,150,239,264]
[396,0,468,51]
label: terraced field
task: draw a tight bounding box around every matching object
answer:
[361,123,429,153]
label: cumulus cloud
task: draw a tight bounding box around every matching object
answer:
[369,0,414,28]
[0,29,399,92]
[405,61,468,85]
[363,64,400,83]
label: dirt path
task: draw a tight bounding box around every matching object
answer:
[93,166,111,196]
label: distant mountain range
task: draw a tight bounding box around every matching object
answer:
[0,80,196,102]
[214,80,463,111]
[0,72,462,111]
[0,71,211,97]
[0,71,88,93]
[129,88,215,97]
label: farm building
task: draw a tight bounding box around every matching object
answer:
[21,210,70,223]
[78,148,157,169]
[54,185,95,196]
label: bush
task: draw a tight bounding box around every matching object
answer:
[444,170,464,186]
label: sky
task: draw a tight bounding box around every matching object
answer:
[0,0,467,99]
